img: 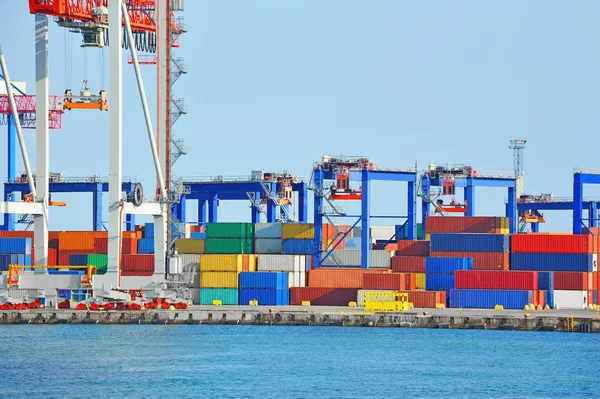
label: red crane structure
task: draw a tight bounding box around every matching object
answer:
[0,94,64,129]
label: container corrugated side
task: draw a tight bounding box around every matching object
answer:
[205,222,254,239]
[239,271,288,289]
[179,254,200,273]
[199,288,238,305]
[430,233,509,252]
[511,234,594,254]
[87,254,108,274]
[308,269,385,288]
[257,254,302,272]
[137,238,155,254]
[321,250,391,268]
[430,251,508,270]
[289,287,358,306]
[200,271,239,288]
[0,238,32,254]
[391,256,426,272]
[145,223,155,238]
[510,253,595,272]
[58,232,106,251]
[554,272,590,290]
[282,239,313,255]
[425,257,473,273]
[450,289,534,309]
[242,255,258,272]
[175,239,205,254]
[281,223,314,239]
[553,290,587,309]
[199,254,243,272]
[254,223,282,239]
[425,216,508,234]
[121,238,138,255]
[239,288,289,306]
[253,238,283,254]
[363,273,416,290]
[415,273,425,289]
[425,274,455,290]
[69,254,89,266]
[205,238,253,254]
[356,289,394,307]
[538,272,554,290]
[396,240,430,256]
[121,254,154,272]
[454,270,538,290]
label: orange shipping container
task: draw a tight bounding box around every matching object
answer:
[308,268,386,288]
[396,240,430,256]
[363,273,416,291]
[58,231,108,251]
[47,248,58,266]
[122,238,138,255]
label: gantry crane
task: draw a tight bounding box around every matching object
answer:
[422,163,477,214]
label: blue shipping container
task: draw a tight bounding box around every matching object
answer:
[0,254,31,271]
[145,223,155,238]
[430,233,509,252]
[450,289,534,309]
[48,269,85,275]
[548,291,555,309]
[538,272,554,291]
[425,257,473,274]
[69,254,89,266]
[190,232,206,239]
[510,253,594,272]
[239,288,289,306]
[425,274,455,290]
[282,239,313,255]
[138,238,155,254]
[0,255,10,271]
[58,289,71,300]
[0,238,32,254]
[239,272,288,289]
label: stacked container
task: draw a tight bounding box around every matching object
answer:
[257,255,306,288]
[429,233,510,270]
[425,257,473,291]
[282,223,314,255]
[198,254,245,305]
[205,223,254,254]
[321,250,392,268]
[0,237,33,271]
[239,271,290,305]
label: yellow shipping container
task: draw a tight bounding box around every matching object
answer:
[175,239,205,254]
[425,233,431,241]
[246,254,258,272]
[200,271,239,288]
[500,217,509,234]
[282,223,314,239]
[199,254,243,272]
[415,273,426,290]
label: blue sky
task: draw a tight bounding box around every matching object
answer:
[1,1,599,232]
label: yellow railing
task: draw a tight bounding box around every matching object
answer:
[363,291,409,312]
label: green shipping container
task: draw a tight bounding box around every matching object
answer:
[205,238,253,254]
[398,223,424,240]
[87,254,108,275]
[205,223,254,239]
[200,288,238,305]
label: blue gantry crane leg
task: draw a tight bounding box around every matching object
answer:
[573,171,600,234]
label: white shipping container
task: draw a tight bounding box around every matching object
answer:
[304,256,312,271]
[554,290,588,310]
[321,250,392,268]
[254,223,283,239]
[254,238,283,254]
[300,271,306,287]
[179,254,200,273]
[258,254,303,272]
[356,289,396,307]
[370,226,396,241]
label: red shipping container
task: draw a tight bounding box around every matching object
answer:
[58,250,90,266]
[47,248,58,266]
[396,240,430,256]
[49,238,59,249]
[121,271,154,277]
[430,251,508,270]
[94,238,108,254]
[391,256,426,272]
[554,272,589,290]
[122,238,138,255]
[308,268,386,288]
[364,273,415,290]
[398,291,446,308]
[121,254,154,272]
[455,270,538,290]
[425,216,506,234]
[593,272,598,291]
[511,234,593,254]
[290,287,358,306]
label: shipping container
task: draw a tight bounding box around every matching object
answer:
[430,233,509,253]
[321,250,392,268]
[288,271,306,288]
[430,251,508,270]
[425,274,455,290]
[174,238,205,254]
[454,270,538,290]
[396,240,430,256]
[137,238,155,254]
[554,272,590,291]
[254,238,283,254]
[391,256,426,272]
[511,234,594,254]
[553,290,587,309]
[69,254,89,266]
[0,238,32,254]
[363,273,416,291]
[356,290,446,308]
[190,232,206,239]
[47,248,57,266]
[239,288,289,306]
[395,223,424,240]
[179,254,200,272]
[205,238,253,254]
[538,271,554,291]
[87,254,108,274]
[239,271,289,289]
[289,287,358,306]
[425,216,509,234]
[254,223,283,239]
[257,255,303,272]
[242,255,258,272]
[415,273,425,289]
[281,223,314,240]
[58,232,106,251]
[200,271,239,288]
[58,250,89,266]
[308,268,385,288]
[282,239,313,255]
[199,254,243,272]
[0,254,32,271]
[510,253,596,272]
[144,223,155,238]
[205,222,254,239]
[425,257,473,274]
[199,288,238,305]
[121,238,138,255]
[450,289,535,309]
[121,254,154,272]
[94,238,107,254]
[121,271,153,277]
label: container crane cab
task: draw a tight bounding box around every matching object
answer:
[427,163,475,214]
[321,155,375,201]
[63,80,107,111]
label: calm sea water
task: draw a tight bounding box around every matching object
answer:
[0,325,598,398]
